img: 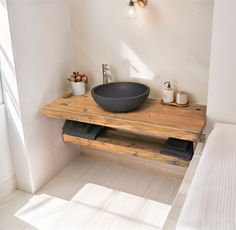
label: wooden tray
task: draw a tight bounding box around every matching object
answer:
[161,100,189,107]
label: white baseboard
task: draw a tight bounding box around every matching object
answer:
[0,176,16,201]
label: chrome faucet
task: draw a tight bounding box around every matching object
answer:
[102,64,112,84]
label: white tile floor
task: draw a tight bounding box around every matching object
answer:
[0,156,181,230]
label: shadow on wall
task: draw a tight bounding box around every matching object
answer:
[0,0,34,192]
[71,0,213,103]
[120,42,155,81]
[71,0,161,94]
[0,45,24,142]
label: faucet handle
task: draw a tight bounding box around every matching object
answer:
[102,64,110,70]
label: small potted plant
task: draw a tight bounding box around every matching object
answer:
[67,71,88,96]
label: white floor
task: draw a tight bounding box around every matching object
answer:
[0,156,181,230]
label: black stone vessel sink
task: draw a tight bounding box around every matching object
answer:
[91,82,150,113]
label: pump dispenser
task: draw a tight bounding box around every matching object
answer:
[163,81,174,103]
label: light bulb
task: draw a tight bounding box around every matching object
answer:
[126,1,137,19]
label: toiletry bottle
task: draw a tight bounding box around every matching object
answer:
[163,81,174,103]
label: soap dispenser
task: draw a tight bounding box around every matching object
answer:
[163,81,174,103]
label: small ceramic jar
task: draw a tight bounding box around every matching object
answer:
[176,92,188,105]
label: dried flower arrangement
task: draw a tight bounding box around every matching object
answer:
[67,72,88,83]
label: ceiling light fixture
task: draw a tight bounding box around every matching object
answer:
[126,0,147,19]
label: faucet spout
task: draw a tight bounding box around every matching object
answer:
[102,64,112,84]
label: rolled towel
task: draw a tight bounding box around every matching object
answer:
[160,138,193,160]
[63,120,107,140]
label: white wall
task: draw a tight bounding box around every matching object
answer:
[0,0,23,197]
[0,0,216,193]
[70,0,214,104]
[0,74,3,104]
[6,0,77,192]
[207,0,236,127]
[0,104,16,200]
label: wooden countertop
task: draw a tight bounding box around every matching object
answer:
[42,93,206,142]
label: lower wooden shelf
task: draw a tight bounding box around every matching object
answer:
[63,129,190,167]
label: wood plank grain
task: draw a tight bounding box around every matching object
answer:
[42,92,206,142]
[63,130,190,167]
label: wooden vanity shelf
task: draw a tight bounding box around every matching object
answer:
[42,92,206,168]
[63,129,190,167]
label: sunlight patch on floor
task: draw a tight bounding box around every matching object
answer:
[15,183,171,230]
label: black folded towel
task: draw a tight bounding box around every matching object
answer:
[160,138,193,160]
[63,120,107,140]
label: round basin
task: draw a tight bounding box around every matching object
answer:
[91,82,150,112]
